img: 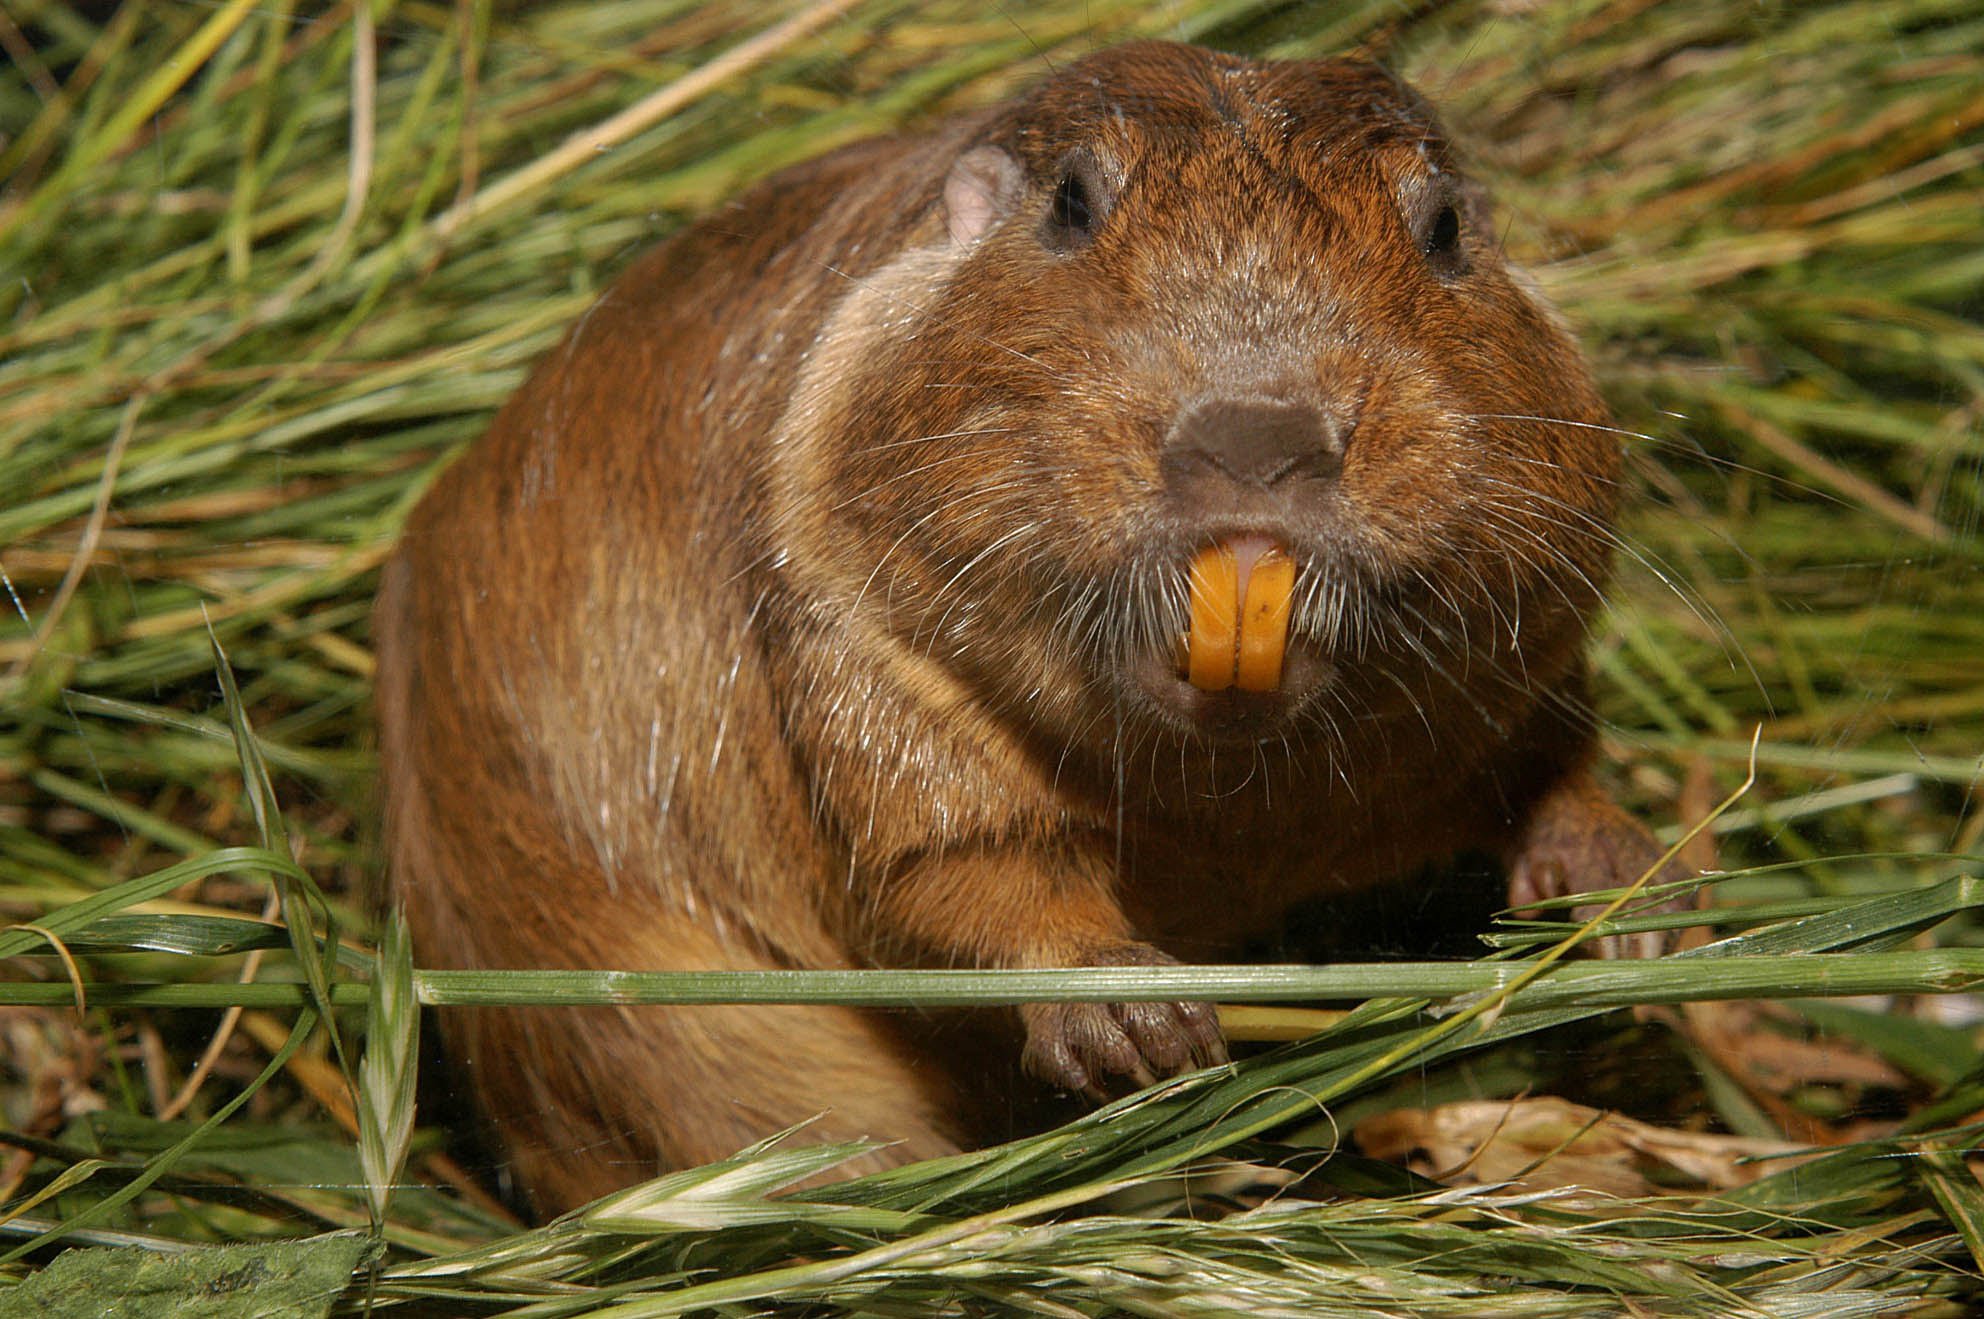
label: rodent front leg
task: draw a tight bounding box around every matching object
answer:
[865,842,1228,1097]
[1505,764,1695,958]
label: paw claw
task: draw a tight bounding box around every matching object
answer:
[1019,941,1226,1097]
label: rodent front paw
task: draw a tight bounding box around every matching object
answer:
[1017,942,1227,1098]
[1507,788,1694,959]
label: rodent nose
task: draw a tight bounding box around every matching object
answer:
[1160,397,1345,492]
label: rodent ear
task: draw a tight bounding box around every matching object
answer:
[944,145,1024,247]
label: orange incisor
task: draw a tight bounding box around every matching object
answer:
[1182,539,1296,692]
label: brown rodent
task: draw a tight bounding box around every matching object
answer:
[375,41,1682,1215]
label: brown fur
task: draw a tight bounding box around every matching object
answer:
[375,43,1678,1214]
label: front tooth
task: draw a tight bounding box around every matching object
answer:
[1184,543,1240,691]
[1234,547,1295,692]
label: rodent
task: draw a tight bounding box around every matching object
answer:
[375,41,1683,1215]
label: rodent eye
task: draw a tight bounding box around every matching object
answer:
[1425,204,1461,256]
[1411,185,1470,279]
[1041,148,1110,253]
[1052,174,1093,232]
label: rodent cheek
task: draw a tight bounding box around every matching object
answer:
[1024,400,1171,572]
[1404,278,1620,507]
[1326,358,1487,566]
[1334,318,1619,623]
[945,309,1174,545]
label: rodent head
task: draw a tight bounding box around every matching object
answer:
[772,42,1619,759]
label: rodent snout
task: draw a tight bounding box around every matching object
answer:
[1155,396,1346,710]
[1158,396,1346,522]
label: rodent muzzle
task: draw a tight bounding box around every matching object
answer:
[1160,396,1337,694]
